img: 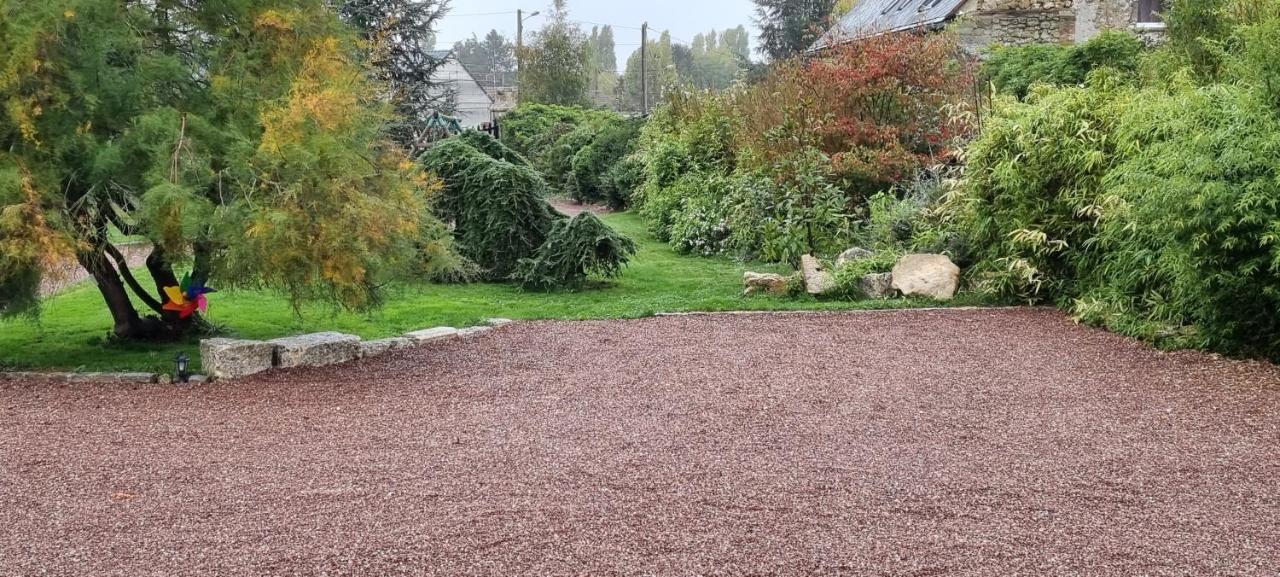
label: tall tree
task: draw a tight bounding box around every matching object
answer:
[595,25,617,72]
[339,0,454,154]
[618,31,677,112]
[686,27,748,90]
[721,25,751,62]
[0,0,449,339]
[455,29,516,87]
[754,0,838,61]
[521,0,590,106]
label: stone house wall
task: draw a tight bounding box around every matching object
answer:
[951,0,1164,52]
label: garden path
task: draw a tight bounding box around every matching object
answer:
[2,308,1278,576]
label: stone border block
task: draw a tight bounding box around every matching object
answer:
[359,337,414,359]
[405,327,459,344]
[269,332,361,370]
[201,338,276,380]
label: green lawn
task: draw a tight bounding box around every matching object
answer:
[0,212,975,374]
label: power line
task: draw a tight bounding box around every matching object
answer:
[446,10,518,17]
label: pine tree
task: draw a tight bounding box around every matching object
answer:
[339,0,453,155]
[455,29,516,87]
[754,0,838,61]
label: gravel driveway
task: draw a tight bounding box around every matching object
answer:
[2,308,1278,576]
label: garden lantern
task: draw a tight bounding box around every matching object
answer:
[175,353,191,383]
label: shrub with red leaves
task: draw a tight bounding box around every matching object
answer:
[738,31,975,201]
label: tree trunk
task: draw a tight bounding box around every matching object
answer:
[78,248,167,340]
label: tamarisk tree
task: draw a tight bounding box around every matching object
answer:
[0,0,448,340]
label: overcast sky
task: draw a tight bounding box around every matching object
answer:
[434,0,760,66]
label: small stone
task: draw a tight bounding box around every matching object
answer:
[185,374,209,385]
[800,255,836,296]
[860,272,897,299]
[892,254,961,300]
[201,338,276,380]
[359,337,415,359]
[269,332,361,370]
[743,272,790,296]
[405,327,460,344]
[485,318,515,327]
[836,247,875,267]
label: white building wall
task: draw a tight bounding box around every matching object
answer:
[432,59,494,129]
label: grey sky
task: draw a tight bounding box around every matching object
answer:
[434,0,760,67]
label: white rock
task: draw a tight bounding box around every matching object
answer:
[200,338,276,380]
[891,254,960,300]
[484,318,515,327]
[405,327,460,344]
[800,255,836,296]
[269,332,361,370]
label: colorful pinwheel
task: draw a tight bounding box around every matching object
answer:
[163,274,216,319]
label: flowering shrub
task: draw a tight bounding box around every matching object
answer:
[634,31,975,263]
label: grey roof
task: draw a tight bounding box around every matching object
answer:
[811,0,968,50]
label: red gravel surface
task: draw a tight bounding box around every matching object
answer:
[2,308,1279,576]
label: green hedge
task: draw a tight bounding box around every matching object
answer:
[982,31,1145,99]
[952,2,1280,359]
[500,104,643,207]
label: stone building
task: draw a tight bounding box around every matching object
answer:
[814,0,1167,52]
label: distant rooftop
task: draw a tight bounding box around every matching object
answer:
[811,0,967,50]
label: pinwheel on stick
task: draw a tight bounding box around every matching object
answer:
[162,274,216,319]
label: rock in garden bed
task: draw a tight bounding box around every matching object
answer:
[860,272,896,299]
[836,247,874,268]
[743,272,790,296]
[892,254,960,300]
[800,255,836,296]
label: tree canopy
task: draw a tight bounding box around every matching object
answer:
[455,29,516,88]
[339,0,454,154]
[0,0,453,339]
[520,0,590,106]
[754,0,838,61]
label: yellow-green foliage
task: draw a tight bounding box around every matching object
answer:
[0,0,454,323]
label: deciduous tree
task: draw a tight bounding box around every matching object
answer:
[0,0,449,340]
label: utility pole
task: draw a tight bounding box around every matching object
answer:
[516,9,524,102]
[640,22,648,116]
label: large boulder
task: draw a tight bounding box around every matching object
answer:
[800,255,836,296]
[270,332,361,370]
[743,272,790,296]
[860,272,896,299]
[200,338,275,380]
[836,247,874,268]
[891,254,960,300]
